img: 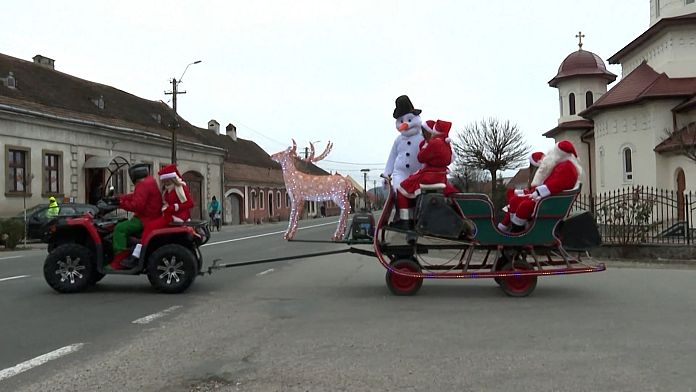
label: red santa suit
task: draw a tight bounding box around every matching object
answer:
[498,151,545,231]
[396,120,457,221]
[132,164,194,258]
[508,140,581,229]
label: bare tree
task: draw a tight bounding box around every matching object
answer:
[450,160,488,193]
[452,118,530,205]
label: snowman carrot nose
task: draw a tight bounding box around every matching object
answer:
[398,122,409,131]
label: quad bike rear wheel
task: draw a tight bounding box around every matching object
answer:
[146,244,198,294]
[44,244,95,293]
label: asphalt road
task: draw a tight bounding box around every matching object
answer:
[2,217,696,391]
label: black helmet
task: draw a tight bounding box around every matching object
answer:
[128,164,150,183]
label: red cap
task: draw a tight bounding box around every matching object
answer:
[529,151,545,167]
[557,140,577,157]
[158,164,180,180]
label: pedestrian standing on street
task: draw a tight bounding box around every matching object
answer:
[46,196,60,218]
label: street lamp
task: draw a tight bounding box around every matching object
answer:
[165,60,202,163]
[360,168,370,211]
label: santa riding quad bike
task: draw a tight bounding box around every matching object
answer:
[42,162,210,294]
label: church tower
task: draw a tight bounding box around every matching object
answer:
[650,0,696,26]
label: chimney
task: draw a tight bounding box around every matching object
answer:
[208,119,221,135]
[32,55,55,70]
[226,123,237,141]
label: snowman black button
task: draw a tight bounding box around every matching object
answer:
[406,153,410,157]
[407,141,411,145]
[406,164,410,168]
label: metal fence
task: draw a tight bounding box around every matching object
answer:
[572,186,695,245]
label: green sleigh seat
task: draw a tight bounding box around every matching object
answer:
[452,186,581,247]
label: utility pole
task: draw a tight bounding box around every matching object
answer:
[360,168,370,211]
[164,60,201,164]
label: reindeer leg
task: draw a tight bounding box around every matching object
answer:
[285,200,298,240]
[289,200,305,239]
[333,195,350,241]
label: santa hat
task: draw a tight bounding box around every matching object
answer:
[423,119,453,143]
[158,164,188,203]
[529,151,545,167]
[556,140,578,157]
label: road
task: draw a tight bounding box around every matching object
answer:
[1,217,696,391]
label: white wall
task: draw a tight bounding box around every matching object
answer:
[650,0,696,26]
[552,130,593,194]
[620,27,696,77]
[556,77,610,123]
[657,154,696,191]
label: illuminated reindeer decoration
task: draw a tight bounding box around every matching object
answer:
[271,140,353,241]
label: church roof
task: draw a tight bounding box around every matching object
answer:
[654,123,696,154]
[543,119,594,138]
[548,49,616,87]
[580,62,696,117]
[673,95,696,113]
[609,12,696,64]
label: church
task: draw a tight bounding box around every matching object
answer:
[544,0,696,196]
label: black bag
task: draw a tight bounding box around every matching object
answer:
[415,193,471,239]
[556,211,602,251]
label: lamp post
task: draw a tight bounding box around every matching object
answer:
[165,60,202,164]
[360,168,370,211]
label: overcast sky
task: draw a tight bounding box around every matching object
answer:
[5,0,647,180]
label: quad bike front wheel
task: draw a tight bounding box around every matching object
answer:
[44,244,96,293]
[385,259,423,296]
[146,244,198,294]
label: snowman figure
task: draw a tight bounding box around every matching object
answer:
[382,95,424,192]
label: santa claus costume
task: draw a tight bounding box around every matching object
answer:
[383,95,424,191]
[394,119,458,228]
[121,164,194,268]
[498,151,545,232]
[507,140,582,232]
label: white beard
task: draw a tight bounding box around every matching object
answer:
[531,148,583,187]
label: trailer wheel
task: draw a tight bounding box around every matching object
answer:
[493,255,509,286]
[499,259,537,297]
[386,259,423,296]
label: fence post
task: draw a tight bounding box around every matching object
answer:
[687,192,692,245]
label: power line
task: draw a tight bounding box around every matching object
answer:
[323,159,386,166]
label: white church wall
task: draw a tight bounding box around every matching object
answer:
[556,78,610,123]
[650,0,696,26]
[657,154,696,192]
[621,27,696,78]
[552,130,592,194]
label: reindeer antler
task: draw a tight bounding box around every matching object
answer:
[304,142,316,162]
[291,139,297,156]
[309,141,333,163]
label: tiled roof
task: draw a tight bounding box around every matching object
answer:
[673,95,696,113]
[506,168,530,189]
[549,50,616,87]
[654,123,696,153]
[609,12,696,64]
[580,62,696,117]
[543,119,594,138]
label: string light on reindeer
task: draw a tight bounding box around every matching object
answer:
[271,140,353,241]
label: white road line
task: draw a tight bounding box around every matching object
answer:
[256,268,274,276]
[0,255,23,261]
[0,275,30,282]
[202,221,339,247]
[132,305,182,325]
[0,343,84,382]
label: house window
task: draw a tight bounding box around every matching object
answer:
[6,147,30,194]
[251,191,256,210]
[623,147,633,182]
[111,169,126,194]
[585,91,594,108]
[687,0,695,4]
[259,191,265,209]
[286,193,291,207]
[43,152,61,195]
[277,191,282,208]
[569,93,576,115]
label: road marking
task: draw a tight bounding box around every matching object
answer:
[257,268,274,276]
[0,343,84,382]
[132,305,182,325]
[0,255,23,261]
[202,221,339,247]
[0,275,30,282]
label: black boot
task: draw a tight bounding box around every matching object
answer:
[389,219,412,231]
[120,255,139,269]
[510,224,526,234]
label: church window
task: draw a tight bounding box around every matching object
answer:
[569,93,576,115]
[251,191,256,210]
[585,91,594,108]
[599,147,605,187]
[656,0,660,17]
[559,97,563,116]
[623,147,633,182]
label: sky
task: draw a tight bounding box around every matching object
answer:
[4,0,647,182]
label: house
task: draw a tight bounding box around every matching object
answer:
[0,53,225,218]
[543,1,696,197]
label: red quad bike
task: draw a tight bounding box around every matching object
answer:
[43,194,210,294]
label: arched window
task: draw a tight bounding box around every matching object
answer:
[250,191,256,210]
[585,91,594,108]
[277,191,281,208]
[286,193,291,207]
[569,93,576,115]
[623,147,633,182]
[259,191,265,209]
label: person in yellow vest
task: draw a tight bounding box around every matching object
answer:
[46,196,59,218]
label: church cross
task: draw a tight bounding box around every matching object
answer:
[576,31,585,49]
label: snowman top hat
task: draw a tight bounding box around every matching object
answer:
[393,95,422,119]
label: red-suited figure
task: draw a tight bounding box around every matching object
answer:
[507,140,582,233]
[393,119,457,230]
[498,151,545,232]
[121,164,194,268]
